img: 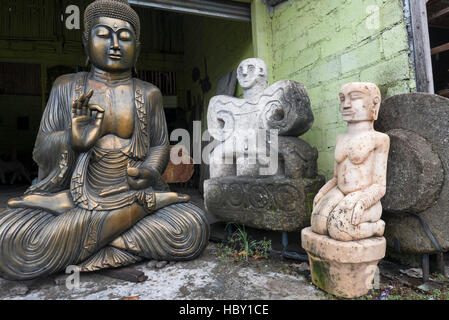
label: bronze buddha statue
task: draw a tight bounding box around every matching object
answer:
[0,0,209,280]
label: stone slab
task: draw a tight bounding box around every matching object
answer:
[204,176,324,232]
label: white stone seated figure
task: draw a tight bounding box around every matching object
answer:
[311,82,390,241]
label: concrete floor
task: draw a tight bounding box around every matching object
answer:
[2,185,447,301]
[0,243,324,300]
[0,184,324,300]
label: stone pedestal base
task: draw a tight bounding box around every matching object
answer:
[204,176,324,232]
[301,227,386,298]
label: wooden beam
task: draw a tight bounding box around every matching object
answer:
[410,0,435,93]
[428,6,449,21]
[431,41,449,55]
[129,0,251,22]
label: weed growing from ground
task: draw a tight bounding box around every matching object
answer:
[216,223,272,262]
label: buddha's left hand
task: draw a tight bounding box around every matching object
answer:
[127,167,153,190]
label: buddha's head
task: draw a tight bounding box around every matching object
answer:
[237,58,268,95]
[339,82,381,123]
[83,0,141,73]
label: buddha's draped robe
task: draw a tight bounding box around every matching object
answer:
[0,72,209,280]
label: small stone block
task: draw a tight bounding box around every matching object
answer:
[147,260,158,269]
[101,267,148,283]
[156,261,168,269]
[10,283,29,296]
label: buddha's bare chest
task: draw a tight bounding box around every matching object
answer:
[86,81,135,138]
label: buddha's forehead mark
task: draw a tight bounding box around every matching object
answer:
[92,17,133,32]
[93,24,133,38]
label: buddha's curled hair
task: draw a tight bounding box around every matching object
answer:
[83,0,141,42]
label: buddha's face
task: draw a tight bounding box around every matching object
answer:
[339,83,380,122]
[237,58,267,90]
[86,17,139,73]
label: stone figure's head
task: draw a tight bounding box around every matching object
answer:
[83,0,141,73]
[339,82,381,122]
[237,58,268,94]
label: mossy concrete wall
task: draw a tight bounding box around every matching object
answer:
[256,0,416,179]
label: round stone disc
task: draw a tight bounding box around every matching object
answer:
[382,129,443,213]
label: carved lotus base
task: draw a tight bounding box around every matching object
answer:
[204,176,324,232]
[301,227,386,298]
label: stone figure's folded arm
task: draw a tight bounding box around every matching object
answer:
[358,136,389,210]
[358,183,386,210]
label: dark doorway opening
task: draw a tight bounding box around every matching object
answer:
[0,1,253,193]
[427,0,449,96]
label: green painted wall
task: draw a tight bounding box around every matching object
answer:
[257,0,416,179]
[251,0,274,83]
[182,15,253,130]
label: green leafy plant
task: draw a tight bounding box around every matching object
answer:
[217,223,272,262]
[431,273,449,282]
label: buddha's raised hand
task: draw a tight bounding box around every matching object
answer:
[71,89,105,152]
